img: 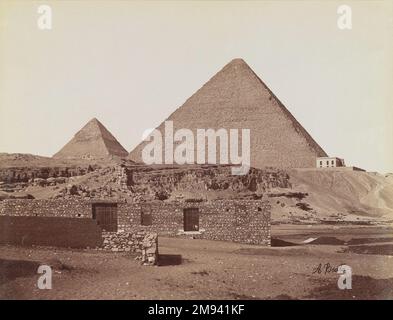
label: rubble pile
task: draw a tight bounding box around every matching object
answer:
[101,231,158,265]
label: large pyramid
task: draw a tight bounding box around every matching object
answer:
[129,59,327,169]
[53,118,128,159]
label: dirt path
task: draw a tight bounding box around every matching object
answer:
[1,229,393,300]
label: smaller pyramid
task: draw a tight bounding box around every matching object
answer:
[53,118,128,159]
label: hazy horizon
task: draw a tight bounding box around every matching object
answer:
[0,1,392,173]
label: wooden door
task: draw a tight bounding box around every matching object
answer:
[183,208,199,231]
[92,203,118,232]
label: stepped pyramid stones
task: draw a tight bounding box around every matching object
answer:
[129,58,327,168]
[53,118,128,159]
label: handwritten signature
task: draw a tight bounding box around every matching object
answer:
[312,263,345,275]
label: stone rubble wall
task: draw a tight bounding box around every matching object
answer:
[101,231,158,265]
[117,200,271,245]
[0,199,271,246]
[0,199,92,218]
[115,165,129,188]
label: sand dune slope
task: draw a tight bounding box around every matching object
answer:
[288,169,393,219]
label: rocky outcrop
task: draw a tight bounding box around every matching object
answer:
[0,165,97,183]
[124,164,291,201]
[1,162,291,201]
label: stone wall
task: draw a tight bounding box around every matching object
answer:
[101,231,158,265]
[0,199,91,218]
[117,200,271,245]
[0,198,271,246]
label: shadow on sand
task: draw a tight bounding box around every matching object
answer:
[0,258,40,285]
[270,238,298,247]
[157,254,182,266]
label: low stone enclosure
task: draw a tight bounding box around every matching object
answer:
[0,198,271,264]
[101,231,158,265]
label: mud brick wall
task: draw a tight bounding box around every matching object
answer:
[0,199,91,218]
[117,200,271,245]
[0,216,102,248]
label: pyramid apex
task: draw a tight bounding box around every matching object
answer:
[88,117,100,124]
[222,58,252,72]
[86,117,105,130]
[227,58,248,66]
[230,58,246,63]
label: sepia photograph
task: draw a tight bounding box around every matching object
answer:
[0,0,392,308]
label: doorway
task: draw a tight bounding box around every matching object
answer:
[183,208,199,232]
[92,203,118,232]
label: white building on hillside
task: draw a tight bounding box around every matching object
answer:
[316,157,345,168]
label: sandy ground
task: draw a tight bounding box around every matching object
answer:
[1,224,393,300]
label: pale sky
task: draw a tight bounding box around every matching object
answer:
[0,0,392,173]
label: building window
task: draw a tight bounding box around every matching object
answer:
[141,212,152,226]
[331,160,334,165]
[141,207,152,226]
[320,161,322,165]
